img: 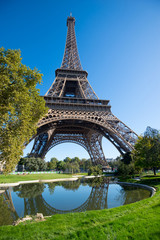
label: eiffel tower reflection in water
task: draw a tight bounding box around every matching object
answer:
[0,178,151,225]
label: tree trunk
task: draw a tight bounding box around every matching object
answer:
[153,167,156,175]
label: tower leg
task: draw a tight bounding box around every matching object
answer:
[30,128,55,158]
[85,131,106,165]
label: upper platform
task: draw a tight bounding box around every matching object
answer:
[43,96,111,112]
[55,68,88,77]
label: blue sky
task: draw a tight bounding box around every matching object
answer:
[1,0,160,161]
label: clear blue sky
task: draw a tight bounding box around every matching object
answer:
[1,0,160,161]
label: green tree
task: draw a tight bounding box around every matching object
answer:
[79,158,92,172]
[108,158,120,170]
[64,161,80,174]
[47,157,58,170]
[84,159,92,171]
[132,127,160,175]
[79,158,87,171]
[56,161,66,171]
[116,161,137,177]
[72,157,80,164]
[121,152,132,165]
[0,48,47,173]
[88,165,102,176]
[63,157,72,163]
[21,157,47,171]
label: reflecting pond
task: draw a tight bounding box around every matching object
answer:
[0,177,151,226]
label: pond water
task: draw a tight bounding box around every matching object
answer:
[0,177,151,226]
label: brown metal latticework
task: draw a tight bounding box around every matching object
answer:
[61,16,82,70]
[29,16,138,164]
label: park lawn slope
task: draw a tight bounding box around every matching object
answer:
[0,176,160,239]
[0,173,73,183]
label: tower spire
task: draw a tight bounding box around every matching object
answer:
[61,16,82,70]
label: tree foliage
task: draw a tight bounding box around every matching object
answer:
[64,161,80,174]
[0,48,47,172]
[88,165,102,176]
[116,161,137,176]
[60,156,80,173]
[121,152,132,165]
[63,157,72,163]
[21,157,47,171]
[14,183,45,198]
[47,157,58,170]
[56,160,66,171]
[46,157,93,173]
[132,127,160,175]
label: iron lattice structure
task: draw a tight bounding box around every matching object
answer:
[29,16,137,164]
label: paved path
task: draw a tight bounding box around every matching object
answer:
[0,175,101,188]
[0,177,79,187]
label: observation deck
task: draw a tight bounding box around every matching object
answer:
[43,96,111,112]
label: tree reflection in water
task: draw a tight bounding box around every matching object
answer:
[0,190,18,225]
[14,183,45,198]
[0,177,151,226]
[117,184,151,205]
[47,179,81,195]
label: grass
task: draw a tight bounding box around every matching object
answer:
[74,172,88,176]
[0,173,74,183]
[0,175,160,239]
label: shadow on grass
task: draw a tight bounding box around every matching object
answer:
[151,204,160,210]
[149,231,160,240]
[118,175,160,192]
[139,178,160,187]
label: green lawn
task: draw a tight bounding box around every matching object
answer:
[0,173,74,183]
[0,175,160,240]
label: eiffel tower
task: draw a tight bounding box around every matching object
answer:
[30,15,137,164]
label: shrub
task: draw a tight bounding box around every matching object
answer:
[88,165,102,176]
